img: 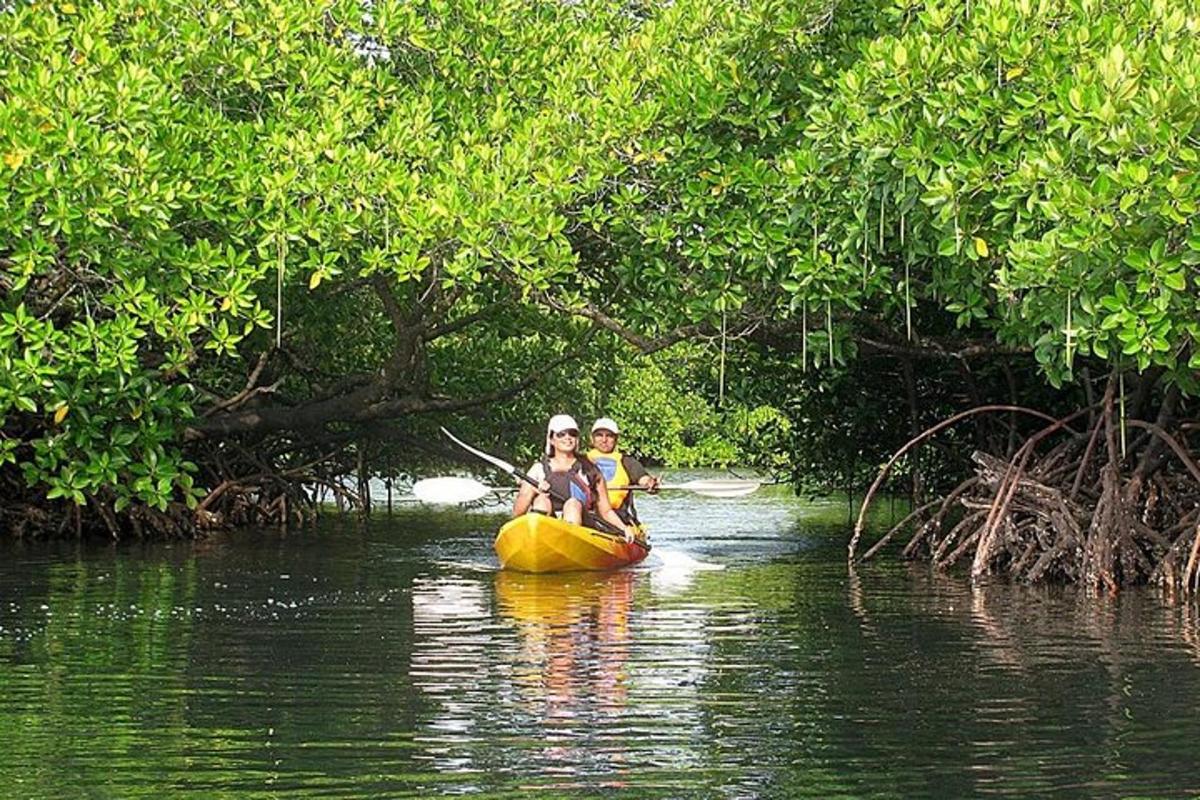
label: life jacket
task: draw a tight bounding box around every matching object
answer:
[587,448,631,509]
[539,456,599,513]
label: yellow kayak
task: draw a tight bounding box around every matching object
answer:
[495,513,650,573]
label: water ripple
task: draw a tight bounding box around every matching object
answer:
[2,489,1200,797]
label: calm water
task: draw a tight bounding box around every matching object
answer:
[3,483,1200,798]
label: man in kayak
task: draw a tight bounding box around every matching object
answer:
[512,414,639,542]
[586,417,660,525]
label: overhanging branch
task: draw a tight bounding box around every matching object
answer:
[185,331,595,440]
[365,331,597,417]
[423,303,500,342]
[533,291,713,355]
[857,336,1026,360]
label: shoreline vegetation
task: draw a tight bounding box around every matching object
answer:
[2,0,1198,594]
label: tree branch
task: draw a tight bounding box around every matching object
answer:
[372,273,414,338]
[365,332,596,417]
[423,303,500,342]
[201,350,275,416]
[533,291,713,354]
[856,335,1024,360]
[185,332,595,439]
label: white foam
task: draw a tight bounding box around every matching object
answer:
[648,548,724,594]
[652,549,725,572]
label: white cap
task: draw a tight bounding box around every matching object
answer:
[591,417,620,435]
[547,414,579,434]
[545,414,580,454]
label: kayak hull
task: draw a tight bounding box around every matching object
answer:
[495,513,650,573]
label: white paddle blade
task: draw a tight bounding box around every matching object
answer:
[412,477,494,505]
[673,479,762,498]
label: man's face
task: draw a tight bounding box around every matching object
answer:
[591,429,617,454]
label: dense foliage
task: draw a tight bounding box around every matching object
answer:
[589,0,1199,376]
[799,0,1200,385]
[1,0,777,531]
[2,0,1198,578]
[578,0,1199,506]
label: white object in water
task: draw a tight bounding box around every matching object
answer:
[654,549,726,572]
[412,476,502,504]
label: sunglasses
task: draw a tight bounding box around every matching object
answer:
[552,429,579,439]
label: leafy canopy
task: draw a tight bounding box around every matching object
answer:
[0,0,753,511]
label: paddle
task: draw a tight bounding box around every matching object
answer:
[437,427,629,539]
[414,475,763,503]
[412,476,514,505]
[608,478,763,498]
[439,426,546,495]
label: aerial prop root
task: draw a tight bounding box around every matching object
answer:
[850,395,1200,593]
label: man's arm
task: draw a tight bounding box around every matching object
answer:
[594,474,637,541]
[624,456,660,493]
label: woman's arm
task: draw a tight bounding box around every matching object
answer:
[594,475,636,541]
[513,483,535,516]
[513,463,547,516]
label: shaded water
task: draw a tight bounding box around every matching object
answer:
[3,484,1200,798]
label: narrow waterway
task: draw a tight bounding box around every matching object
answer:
[3,481,1200,798]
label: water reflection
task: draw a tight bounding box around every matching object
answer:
[7,498,1200,797]
[408,571,640,786]
[498,571,636,785]
[409,575,492,775]
[496,570,634,712]
[842,563,1200,796]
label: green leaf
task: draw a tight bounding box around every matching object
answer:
[1163,271,1187,292]
[1123,250,1149,270]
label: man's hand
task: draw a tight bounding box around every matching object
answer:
[646,475,661,495]
[622,525,636,543]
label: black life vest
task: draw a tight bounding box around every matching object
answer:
[539,456,600,513]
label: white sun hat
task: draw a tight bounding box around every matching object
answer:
[590,417,620,435]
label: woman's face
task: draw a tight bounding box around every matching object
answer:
[549,428,579,455]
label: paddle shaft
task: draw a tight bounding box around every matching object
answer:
[440,428,628,538]
[609,483,754,492]
[607,479,761,498]
[511,468,630,538]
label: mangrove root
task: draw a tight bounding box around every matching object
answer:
[852,377,1200,595]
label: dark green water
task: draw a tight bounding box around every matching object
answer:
[3,485,1200,798]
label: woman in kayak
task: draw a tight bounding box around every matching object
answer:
[513,414,639,542]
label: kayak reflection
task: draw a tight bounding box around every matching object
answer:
[496,569,636,717]
[407,570,642,785]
